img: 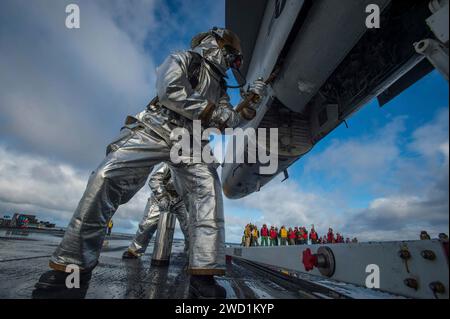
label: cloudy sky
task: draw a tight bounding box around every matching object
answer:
[0,0,448,243]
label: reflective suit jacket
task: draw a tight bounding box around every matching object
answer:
[156,50,229,123]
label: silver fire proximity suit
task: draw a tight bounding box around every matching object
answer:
[49,31,260,276]
[127,163,189,256]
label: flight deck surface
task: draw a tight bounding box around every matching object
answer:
[0,228,305,299]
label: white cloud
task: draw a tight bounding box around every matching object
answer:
[0,1,447,246]
[0,0,225,239]
[224,109,449,243]
[224,177,346,242]
[101,0,158,46]
[342,109,449,240]
[0,145,149,233]
[0,0,157,167]
[0,146,87,213]
[303,116,406,186]
[0,109,447,243]
[408,108,449,159]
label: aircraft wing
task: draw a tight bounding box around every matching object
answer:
[223,0,448,199]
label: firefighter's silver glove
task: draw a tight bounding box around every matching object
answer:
[248,79,268,106]
[210,101,241,129]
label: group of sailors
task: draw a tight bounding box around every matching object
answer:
[242,224,357,247]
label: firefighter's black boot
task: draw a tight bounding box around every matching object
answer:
[189,275,226,299]
[122,249,139,259]
[34,269,92,290]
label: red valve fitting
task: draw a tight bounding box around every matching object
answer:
[301,247,336,277]
[302,248,318,271]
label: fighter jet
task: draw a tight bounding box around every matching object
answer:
[222,0,449,199]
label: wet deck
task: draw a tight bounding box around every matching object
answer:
[0,228,306,299]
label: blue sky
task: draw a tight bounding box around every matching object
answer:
[0,0,448,243]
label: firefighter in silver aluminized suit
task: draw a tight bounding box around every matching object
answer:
[122,163,190,259]
[35,27,267,298]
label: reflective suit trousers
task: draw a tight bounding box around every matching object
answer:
[50,125,225,275]
[128,197,190,255]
